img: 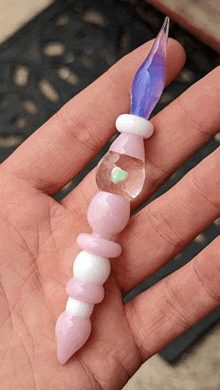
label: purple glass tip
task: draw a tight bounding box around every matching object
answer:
[130,16,169,119]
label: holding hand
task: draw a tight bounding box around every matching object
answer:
[1,35,220,390]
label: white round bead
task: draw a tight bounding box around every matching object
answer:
[115,114,154,139]
[73,251,111,285]
[66,297,94,318]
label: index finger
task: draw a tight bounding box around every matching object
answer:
[1,39,185,195]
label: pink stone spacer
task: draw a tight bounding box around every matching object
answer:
[56,311,91,364]
[76,233,122,258]
[66,277,104,304]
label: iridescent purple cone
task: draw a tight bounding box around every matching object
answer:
[130,17,169,119]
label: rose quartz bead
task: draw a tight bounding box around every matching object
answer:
[76,233,122,257]
[109,132,145,161]
[87,191,130,239]
[66,277,104,304]
[56,311,91,364]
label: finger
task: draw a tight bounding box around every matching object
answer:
[62,65,220,214]
[113,144,220,294]
[1,39,185,195]
[125,236,220,361]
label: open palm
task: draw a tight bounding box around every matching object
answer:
[1,39,220,390]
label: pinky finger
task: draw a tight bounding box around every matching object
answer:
[125,236,220,361]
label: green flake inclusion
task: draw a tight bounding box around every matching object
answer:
[111,167,128,183]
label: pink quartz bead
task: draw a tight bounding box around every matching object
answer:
[87,191,130,239]
[76,233,122,258]
[109,132,145,161]
[66,277,105,304]
[56,311,91,364]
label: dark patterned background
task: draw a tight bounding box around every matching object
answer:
[0,0,220,363]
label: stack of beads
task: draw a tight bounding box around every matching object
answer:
[55,115,154,364]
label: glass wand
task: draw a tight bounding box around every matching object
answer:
[55,16,169,364]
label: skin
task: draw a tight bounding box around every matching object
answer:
[1,37,220,390]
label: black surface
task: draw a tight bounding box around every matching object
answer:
[0,0,220,364]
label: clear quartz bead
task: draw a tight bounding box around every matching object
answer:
[96,151,145,200]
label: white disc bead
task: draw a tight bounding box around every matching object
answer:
[115,114,154,139]
[73,250,111,285]
[66,297,94,318]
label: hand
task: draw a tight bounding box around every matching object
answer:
[1,37,219,390]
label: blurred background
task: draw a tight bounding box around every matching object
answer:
[1,0,220,389]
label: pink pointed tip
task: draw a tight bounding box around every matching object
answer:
[56,311,91,364]
[57,349,70,365]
